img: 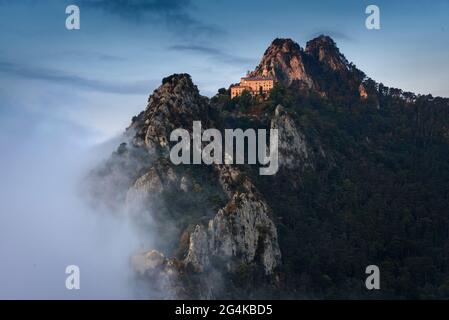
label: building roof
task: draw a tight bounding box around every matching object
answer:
[241,76,274,81]
[230,85,251,89]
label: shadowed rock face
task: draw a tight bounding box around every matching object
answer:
[305,35,349,72]
[270,105,320,188]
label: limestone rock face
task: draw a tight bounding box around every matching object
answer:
[271,105,312,171]
[208,190,281,274]
[92,37,362,297]
[126,158,179,205]
[90,70,331,298]
[131,249,181,299]
[128,73,210,151]
[250,38,314,88]
[184,225,210,272]
[182,164,281,275]
[120,73,282,297]
[132,249,167,275]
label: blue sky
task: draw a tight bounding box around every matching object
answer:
[0,0,448,139]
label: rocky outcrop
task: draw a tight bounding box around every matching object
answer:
[305,35,349,72]
[89,36,355,299]
[87,35,449,300]
[121,74,282,297]
[208,189,281,274]
[358,78,381,104]
[126,158,180,204]
[269,105,324,188]
[131,249,182,299]
[249,36,371,100]
[249,38,314,88]
[271,105,313,171]
[184,225,210,272]
[183,164,281,275]
[132,249,168,275]
[128,73,211,150]
[90,35,383,299]
[359,83,369,99]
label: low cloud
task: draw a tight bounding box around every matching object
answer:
[0,116,145,298]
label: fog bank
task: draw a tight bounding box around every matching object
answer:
[0,116,142,299]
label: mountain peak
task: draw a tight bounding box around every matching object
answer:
[306,34,336,46]
[269,38,302,52]
[249,38,313,87]
[305,35,348,71]
[161,73,192,86]
[129,73,209,148]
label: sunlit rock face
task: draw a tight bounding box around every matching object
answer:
[250,38,314,88]
[128,73,211,151]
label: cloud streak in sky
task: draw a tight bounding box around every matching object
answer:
[308,30,353,42]
[54,50,126,62]
[0,61,155,95]
[82,0,189,16]
[169,44,256,66]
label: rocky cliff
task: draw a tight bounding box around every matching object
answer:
[98,73,283,298]
[250,38,314,88]
[88,37,361,298]
[250,36,370,99]
[87,36,449,299]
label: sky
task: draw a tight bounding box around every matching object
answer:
[0,0,448,299]
[0,0,448,139]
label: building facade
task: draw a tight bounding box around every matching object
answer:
[230,76,274,98]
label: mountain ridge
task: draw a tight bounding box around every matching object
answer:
[87,35,449,299]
